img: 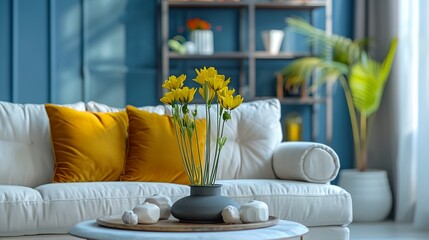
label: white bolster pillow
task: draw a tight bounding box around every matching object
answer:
[273,142,340,183]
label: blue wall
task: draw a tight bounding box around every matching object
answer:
[0,0,355,172]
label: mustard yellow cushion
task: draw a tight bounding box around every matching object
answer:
[121,106,206,184]
[45,104,128,182]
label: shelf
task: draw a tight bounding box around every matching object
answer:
[168,0,326,9]
[168,1,247,8]
[169,51,310,60]
[254,51,310,59]
[254,96,326,105]
[169,52,249,59]
[160,0,333,143]
[255,1,326,9]
[278,97,326,105]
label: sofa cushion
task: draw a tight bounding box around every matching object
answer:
[121,106,206,184]
[34,182,189,235]
[273,142,340,183]
[45,105,129,182]
[0,180,352,236]
[0,185,43,236]
[219,179,352,227]
[86,101,166,114]
[167,99,283,180]
[0,101,85,187]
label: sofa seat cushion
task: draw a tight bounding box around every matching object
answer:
[0,180,352,236]
[0,186,43,236]
[33,182,189,234]
[218,179,353,227]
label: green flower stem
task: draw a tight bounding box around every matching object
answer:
[193,114,203,185]
[187,134,196,183]
[339,76,362,170]
[173,107,193,184]
[210,104,223,185]
[203,103,211,185]
[180,119,194,184]
[210,117,226,184]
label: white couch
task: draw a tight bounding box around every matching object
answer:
[0,98,352,240]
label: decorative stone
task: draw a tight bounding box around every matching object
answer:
[144,194,172,220]
[121,210,138,225]
[239,200,269,223]
[132,202,160,224]
[221,205,242,224]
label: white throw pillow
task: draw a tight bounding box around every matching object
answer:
[0,101,85,187]
[86,101,166,114]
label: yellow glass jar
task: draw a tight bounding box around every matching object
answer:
[285,113,302,141]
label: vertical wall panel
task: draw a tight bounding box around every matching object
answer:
[84,0,128,107]
[14,0,50,103]
[51,0,84,104]
[125,0,157,106]
[0,0,12,102]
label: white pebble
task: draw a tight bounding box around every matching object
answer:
[144,194,172,220]
[122,210,138,225]
[132,202,160,224]
[239,200,269,223]
[222,205,242,224]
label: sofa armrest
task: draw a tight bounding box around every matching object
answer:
[273,142,340,183]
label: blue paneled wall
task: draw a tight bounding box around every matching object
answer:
[0,0,354,171]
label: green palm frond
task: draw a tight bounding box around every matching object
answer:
[349,38,398,116]
[286,17,363,65]
[281,57,349,90]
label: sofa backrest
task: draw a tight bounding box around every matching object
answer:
[0,101,86,187]
[0,99,282,187]
[166,98,283,180]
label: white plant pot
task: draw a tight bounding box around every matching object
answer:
[338,169,392,222]
[190,30,214,55]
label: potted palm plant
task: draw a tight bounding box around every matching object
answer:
[281,18,397,222]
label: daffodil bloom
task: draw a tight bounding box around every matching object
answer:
[198,86,215,102]
[162,74,186,90]
[193,67,218,85]
[217,87,235,99]
[219,94,244,110]
[176,87,196,104]
[208,75,230,92]
[160,91,177,105]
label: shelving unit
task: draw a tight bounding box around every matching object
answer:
[159,0,332,143]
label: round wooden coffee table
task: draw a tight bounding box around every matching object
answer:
[69,219,309,240]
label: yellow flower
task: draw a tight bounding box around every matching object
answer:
[193,67,218,85]
[162,74,186,90]
[160,91,178,105]
[217,87,235,98]
[176,87,196,104]
[198,86,216,102]
[208,75,230,92]
[219,94,244,110]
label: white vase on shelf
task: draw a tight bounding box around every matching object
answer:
[190,30,214,55]
[262,30,284,54]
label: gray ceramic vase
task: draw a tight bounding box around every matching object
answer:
[171,184,240,223]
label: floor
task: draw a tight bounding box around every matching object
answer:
[349,221,429,240]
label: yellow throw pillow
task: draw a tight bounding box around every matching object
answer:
[45,104,128,182]
[121,106,206,184]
